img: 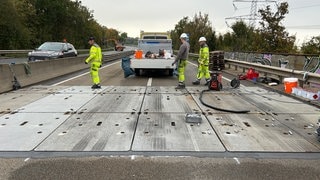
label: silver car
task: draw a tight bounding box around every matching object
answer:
[28,42,78,61]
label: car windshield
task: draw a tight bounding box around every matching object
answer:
[38,43,65,51]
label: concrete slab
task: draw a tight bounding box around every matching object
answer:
[206,113,320,152]
[273,114,320,149]
[132,113,225,152]
[103,86,146,94]
[142,93,201,113]
[239,92,319,114]
[36,113,137,151]
[0,86,68,116]
[18,93,97,113]
[191,92,260,114]
[0,93,47,115]
[81,93,144,113]
[57,86,112,94]
[186,86,242,94]
[15,85,69,94]
[0,113,69,151]
[237,86,280,95]
[146,86,188,94]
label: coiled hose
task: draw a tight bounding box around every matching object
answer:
[199,89,250,113]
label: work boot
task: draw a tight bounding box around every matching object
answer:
[91,84,101,89]
[204,79,211,86]
[175,82,185,89]
[192,79,200,85]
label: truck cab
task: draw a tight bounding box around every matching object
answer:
[130,31,175,76]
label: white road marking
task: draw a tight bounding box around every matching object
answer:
[147,78,152,86]
[51,61,120,86]
[233,157,241,165]
[186,124,200,151]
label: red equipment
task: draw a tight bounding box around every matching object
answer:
[208,72,222,91]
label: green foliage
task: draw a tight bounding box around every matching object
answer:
[230,21,255,51]
[0,0,31,49]
[0,0,123,49]
[301,36,320,54]
[257,2,296,53]
[171,13,216,53]
[210,2,297,53]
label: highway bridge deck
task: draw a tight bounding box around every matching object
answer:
[1,85,319,154]
[1,56,320,179]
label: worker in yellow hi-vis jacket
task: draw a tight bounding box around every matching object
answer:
[85,37,102,89]
[192,37,210,85]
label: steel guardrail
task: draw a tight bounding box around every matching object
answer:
[0,49,115,55]
[103,51,134,62]
[225,58,320,85]
[180,52,320,85]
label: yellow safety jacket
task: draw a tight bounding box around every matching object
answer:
[85,43,102,64]
[198,44,209,66]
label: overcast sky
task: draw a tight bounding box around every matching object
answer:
[79,0,320,46]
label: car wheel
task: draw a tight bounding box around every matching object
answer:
[28,57,35,62]
[135,69,140,76]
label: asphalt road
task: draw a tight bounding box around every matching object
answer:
[1,156,320,180]
[0,58,319,180]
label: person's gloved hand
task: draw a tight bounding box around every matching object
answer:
[171,62,175,66]
[99,64,102,68]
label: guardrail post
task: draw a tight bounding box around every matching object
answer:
[298,80,304,88]
[278,75,283,83]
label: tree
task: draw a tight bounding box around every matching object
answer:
[0,0,31,49]
[258,2,296,53]
[171,16,189,51]
[230,21,255,51]
[119,32,128,43]
[301,36,320,54]
[171,13,216,53]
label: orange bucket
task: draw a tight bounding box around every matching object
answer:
[284,78,298,93]
[135,50,143,59]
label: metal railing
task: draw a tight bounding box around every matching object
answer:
[0,49,115,56]
[187,52,320,86]
[224,58,320,86]
[102,51,134,62]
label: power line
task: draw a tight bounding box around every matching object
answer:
[290,4,320,10]
[286,25,320,29]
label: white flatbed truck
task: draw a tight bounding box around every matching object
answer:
[130,31,175,76]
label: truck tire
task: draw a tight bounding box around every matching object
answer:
[135,69,141,76]
[168,69,174,76]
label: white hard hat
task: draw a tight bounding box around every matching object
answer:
[180,33,188,39]
[199,37,206,42]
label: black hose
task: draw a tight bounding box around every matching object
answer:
[199,89,250,113]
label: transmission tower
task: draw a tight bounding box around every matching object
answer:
[225,0,278,27]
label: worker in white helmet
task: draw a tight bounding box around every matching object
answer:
[172,33,190,89]
[192,36,210,85]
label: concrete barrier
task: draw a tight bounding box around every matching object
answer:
[0,56,87,93]
[0,64,14,93]
[0,51,134,94]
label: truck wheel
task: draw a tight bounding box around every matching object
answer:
[135,69,140,76]
[168,69,174,76]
